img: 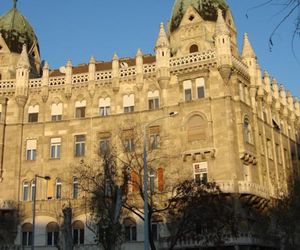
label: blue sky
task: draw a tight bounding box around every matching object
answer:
[1,0,299,97]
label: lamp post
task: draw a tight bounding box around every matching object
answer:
[32,175,50,250]
[143,112,178,250]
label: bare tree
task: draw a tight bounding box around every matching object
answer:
[247,0,300,50]
[166,181,237,250]
[75,147,127,250]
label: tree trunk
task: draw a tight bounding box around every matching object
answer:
[62,207,73,250]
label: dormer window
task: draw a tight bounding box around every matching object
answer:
[189,44,199,53]
[189,15,195,21]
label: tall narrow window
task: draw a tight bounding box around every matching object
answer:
[196,78,205,99]
[73,221,84,245]
[123,94,135,113]
[99,138,110,155]
[267,139,273,160]
[28,105,39,122]
[23,181,29,201]
[51,103,63,121]
[75,135,85,157]
[183,80,192,102]
[243,118,252,144]
[50,138,61,159]
[276,144,282,164]
[148,90,160,110]
[123,129,134,152]
[55,178,62,199]
[149,126,160,150]
[31,179,36,201]
[150,169,155,194]
[46,222,59,246]
[0,104,2,120]
[22,223,33,246]
[99,97,111,116]
[26,139,37,161]
[124,218,137,241]
[73,177,79,199]
[75,100,86,118]
[193,162,208,184]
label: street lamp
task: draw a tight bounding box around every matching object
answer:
[143,111,178,250]
[32,175,50,250]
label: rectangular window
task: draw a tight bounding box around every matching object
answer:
[196,78,205,99]
[26,139,37,161]
[124,138,134,152]
[99,138,110,155]
[22,232,32,246]
[73,229,84,245]
[73,177,79,199]
[123,94,135,113]
[193,162,208,184]
[51,115,62,121]
[75,135,85,157]
[28,113,38,123]
[276,143,282,164]
[99,97,111,116]
[267,139,273,160]
[149,98,160,110]
[149,126,160,150]
[51,103,63,121]
[50,138,61,159]
[99,106,110,116]
[124,106,134,113]
[28,105,39,123]
[75,107,86,118]
[183,80,192,102]
[75,100,86,118]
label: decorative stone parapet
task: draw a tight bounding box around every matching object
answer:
[238,181,269,199]
[0,199,16,210]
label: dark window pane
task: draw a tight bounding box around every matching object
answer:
[28,113,38,122]
[197,86,205,98]
[73,229,78,245]
[80,229,84,244]
[47,232,52,245]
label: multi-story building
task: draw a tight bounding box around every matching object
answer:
[0,0,299,249]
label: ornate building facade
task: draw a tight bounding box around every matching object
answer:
[0,0,299,249]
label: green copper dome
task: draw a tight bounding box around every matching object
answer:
[170,0,228,32]
[0,7,39,54]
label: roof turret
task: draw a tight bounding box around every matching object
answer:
[0,4,39,54]
[170,0,228,32]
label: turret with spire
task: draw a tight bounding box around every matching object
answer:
[214,8,232,84]
[155,22,170,89]
[242,33,257,86]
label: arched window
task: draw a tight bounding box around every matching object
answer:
[28,105,39,123]
[51,103,63,121]
[73,221,84,245]
[55,178,62,199]
[73,177,79,199]
[75,100,86,118]
[187,115,207,142]
[99,97,111,116]
[123,94,135,113]
[124,218,137,241]
[189,44,199,53]
[22,223,33,246]
[243,118,252,144]
[23,181,30,201]
[148,90,160,110]
[46,222,59,246]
